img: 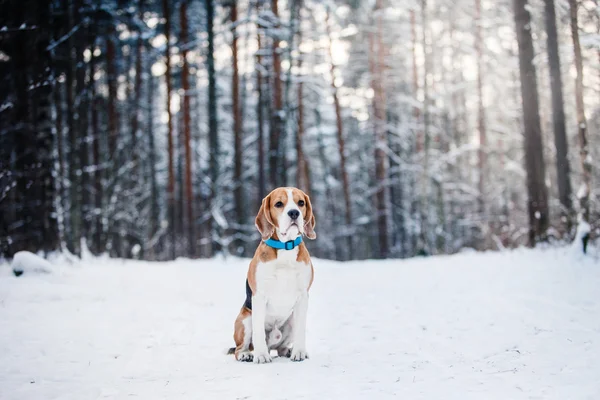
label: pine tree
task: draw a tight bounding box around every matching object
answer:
[568,0,591,253]
[180,0,196,257]
[162,0,176,259]
[513,0,550,245]
[544,0,573,234]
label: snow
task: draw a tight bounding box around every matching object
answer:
[572,221,592,252]
[10,251,54,276]
[577,183,589,199]
[1,248,599,399]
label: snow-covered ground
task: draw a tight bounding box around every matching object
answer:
[1,247,599,399]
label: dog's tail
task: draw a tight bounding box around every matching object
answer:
[225,347,236,355]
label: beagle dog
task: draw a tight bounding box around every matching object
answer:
[227,187,316,363]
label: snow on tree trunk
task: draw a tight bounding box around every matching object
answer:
[568,0,591,254]
[513,0,550,247]
[544,0,573,234]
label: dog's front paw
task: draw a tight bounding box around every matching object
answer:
[253,351,272,364]
[277,347,292,358]
[290,349,309,362]
[236,351,253,362]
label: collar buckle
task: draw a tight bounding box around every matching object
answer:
[284,240,295,250]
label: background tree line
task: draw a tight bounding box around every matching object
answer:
[0,0,598,261]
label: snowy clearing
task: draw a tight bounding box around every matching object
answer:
[1,248,599,399]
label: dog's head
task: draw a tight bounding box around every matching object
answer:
[255,187,316,241]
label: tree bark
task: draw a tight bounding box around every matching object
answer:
[371,0,390,259]
[409,8,422,254]
[326,7,353,259]
[106,25,118,164]
[131,0,145,178]
[162,0,176,259]
[180,0,196,257]
[419,0,431,254]
[231,0,245,240]
[65,0,81,256]
[206,0,219,256]
[544,0,573,233]
[3,0,59,256]
[105,22,120,257]
[410,10,421,153]
[256,2,266,199]
[90,28,104,255]
[475,0,487,240]
[295,6,309,193]
[568,0,591,252]
[269,0,284,188]
[74,0,90,246]
[513,0,550,246]
[147,61,159,257]
[51,15,66,250]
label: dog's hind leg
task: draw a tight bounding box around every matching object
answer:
[233,307,253,362]
[274,317,294,357]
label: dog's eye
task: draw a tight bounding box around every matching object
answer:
[274,201,284,208]
[298,200,305,207]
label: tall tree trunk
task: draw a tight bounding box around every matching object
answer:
[105,22,119,257]
[417,0,433,254]
[90,29,104,255]
[256,3,266,199]
[74,0,90,248]
[206,0,219,256]
[513,0,550,246]
[106,26,118,165]
[420,0,431,254]
[147,63,159,258]
[326,7,353,259]
[5,0,59,256]
[296,79,310,192]
[409,8,422,254]
[568,0,591,253]
[314,107,340,260]
[269,0,284,188]
[544,0,573,234]
[231,0,245,246]
[131,0,145,179]
[410,10,421,153]
[295,6,309,193]
[371,0,390,259]
[475,0,488,246]
[65,0,81,256]
[52,55,66,250]
[180,0,196,257]
[162,0,176,259]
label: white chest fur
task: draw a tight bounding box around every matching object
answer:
[254,250,312,329]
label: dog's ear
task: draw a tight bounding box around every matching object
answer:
[303,193,316,240]
[255,194,275,240]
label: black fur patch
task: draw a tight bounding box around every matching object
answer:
[244,279,252,310]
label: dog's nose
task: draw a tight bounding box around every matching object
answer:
[288,209,300,220]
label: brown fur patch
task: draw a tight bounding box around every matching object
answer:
[247,242,278,293]
[255,187,317,241]
[296,242,311,264]
[292,188,316,240]
[233,306,252,360]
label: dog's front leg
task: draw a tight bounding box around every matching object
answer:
[290,292,309,361]
[251,293,272,364]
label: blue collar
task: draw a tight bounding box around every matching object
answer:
[264,236,303,250]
